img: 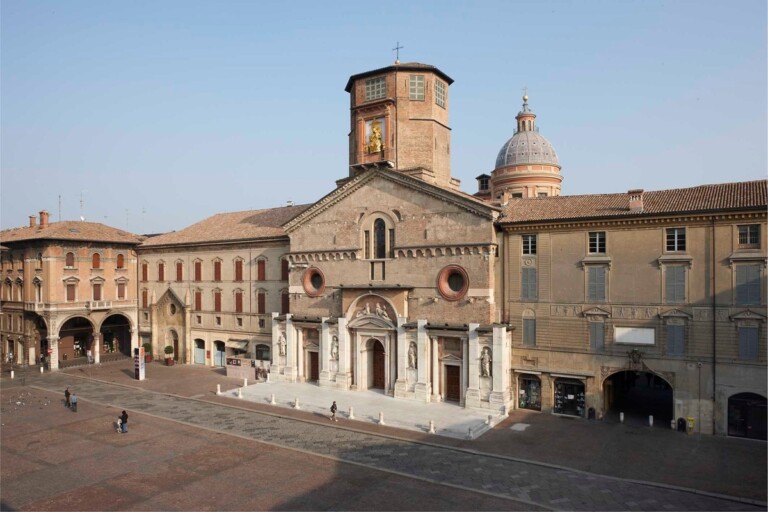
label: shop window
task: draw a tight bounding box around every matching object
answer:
[554,378,585,417]
[518,375,541,411]
[255,344,271,361]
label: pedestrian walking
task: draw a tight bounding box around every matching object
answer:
[330,401,338,421]
[64,387,71,408]
[70,392,78,412]
[120,410,128,433]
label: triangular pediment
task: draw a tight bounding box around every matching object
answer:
[730,309,767,322]
[583,306,610,317]
[659,308,692,319]
[348,315,395,330]
[442,353,462,362]
[157,287,185,309]
[283,167,499,233]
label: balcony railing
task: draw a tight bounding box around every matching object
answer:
[86,300,112,310]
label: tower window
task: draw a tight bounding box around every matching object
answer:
[365,76,386,101]
[409,74,424,100]
[374,219,386,259]
[435,80,446,108]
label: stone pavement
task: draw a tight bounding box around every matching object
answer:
[2,360,766,511]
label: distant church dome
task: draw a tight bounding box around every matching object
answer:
[494,95,559,170]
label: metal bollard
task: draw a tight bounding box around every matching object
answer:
[243,378,248,387]
[466,427,473,440]
[620,412,624,423]
[294,397,300,409]
[40,366,44,374]
[648,415,654,427]
[348,406,355,419]
[378,411,385,425]
[428,420,435,434]
[486,415,492,425]
[237,388,243,398]
[10,370,14,380]
[670,419,676,430]
[270,393,276,405]
[216,384,221,395]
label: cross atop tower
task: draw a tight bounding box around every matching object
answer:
[392,41,404,64]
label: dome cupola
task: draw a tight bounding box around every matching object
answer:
[488,93,563,201]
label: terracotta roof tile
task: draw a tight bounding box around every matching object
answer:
[499,180,767,224]
[140,204,312,247]
[0,221,143,245]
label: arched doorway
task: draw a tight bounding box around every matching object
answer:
[367,339,385,390]
[58,317,94,365]
[101,314,132,357]
[604,371,673,425]
[193,339,206,365]
[213,340,225,367]
[728,393,767,440]
[169,330,180,362]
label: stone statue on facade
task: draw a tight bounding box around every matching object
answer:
[375,302,390,320]
[278,334,286,357]
[480,346,492,377]
[331,336,339,361]
[408,341,417,370]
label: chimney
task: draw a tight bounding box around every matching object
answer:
[628,189,644,213]
[29,215,37,228]
[39,210,50,228]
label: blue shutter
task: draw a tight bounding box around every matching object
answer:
[736,266,760,305]
[739,327,759,360]
[667,324,684,355]
[523,319,536,346]
[590,322,604,351]
[588,267,606,302]
[522,268,537,300]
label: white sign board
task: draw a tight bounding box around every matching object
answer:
[614,327,655,345]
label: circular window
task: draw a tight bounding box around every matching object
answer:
[169,303,177,315]
[302,267,326,297]
[437,265,469,301]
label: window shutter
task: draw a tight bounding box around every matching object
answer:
[281,260,289,281]
[235,292,243,313]
[116,254,124,269]
[590,322,604,350]
[739,327,759,360]
[93,284,102,301]
[67,284,75,302]
[522,268,537,300]
[214,261,221,281]
[142,289,148,308]
[92,253,100,269]
[66,252,75,267]
[158,263,164,282]
[214,292,221,312]
[176,262,183,282]
[194,261,202,281]
[118,282,125,299]
[281,292,289,315]
[523,318,536,346]
[195,291,202,311]
[235,260,243,282]
[257,260,265,281]
[142,263,148,282]
[258,292,265,314]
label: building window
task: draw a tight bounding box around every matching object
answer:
[303,267,326,297]
[374,219,386,259]
[65,252,75,268]
[66,284,76,302]
[214,260,221,281]
[257,291,266,314]
[158,262,165,282]
[665,266,686,304]
[194,260,202,282]
[92,253,101,269]
[194,291,202,311]
[589,322,604,351]
[257,259,266,281]
[435,80,446,108]
[215,316,221,326]
[521,267,537,300]
[234,259,243,282]
[437,265,469,301]
[142,289,148,308]
[587,266,607,302]
[196,315,202,324]
[365,76,386,101]
[523,318,536,346]
[667,324,685,356]
[176,261,183,282]
[281,259,290,281]
[409,74,424,100]
[93,283,102,301]
[281,290,289,315]
[739,326,759,360]
[116,254,124,269]
[666,228,686,252]
[117,282,126,300]
[364,231,370,259]
[214,291,221,312]
[735,265,761,304]
[236,317,243,327]
[141,262,148,282]
[522,234,537,255]
[478,176,489,191]
[235,291,243,313]
[589,232,606,254]
[738,225,760,248]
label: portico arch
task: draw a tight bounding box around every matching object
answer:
[602,369,673,425]
[100,313,133,357]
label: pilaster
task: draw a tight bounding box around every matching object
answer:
[464,323,481,407]
[489,325,511,412]
[413,319,431,402]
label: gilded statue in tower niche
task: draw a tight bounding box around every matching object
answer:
[366,119,384,154]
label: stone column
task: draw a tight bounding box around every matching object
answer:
[92,332,101,364]
[270,312,281,375]
[431,336,440,401]
[489,325,511,411]
[319,317,332,386]
[48,335,60,371]
[394,316,408,398]
[464,323,481,407]
[414,319,431,402]
[296,328,304,382]
[284,314,297,382]
[335,317,351,390]
[462,336,468,406]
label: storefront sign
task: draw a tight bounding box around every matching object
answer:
[227,358,242,366]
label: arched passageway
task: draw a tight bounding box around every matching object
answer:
[58,317,94,364]
[604,371,673,426]
[101,314,132,357]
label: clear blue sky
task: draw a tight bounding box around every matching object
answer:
[2,0,766,234]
